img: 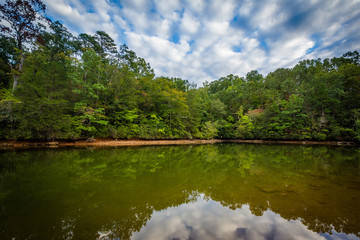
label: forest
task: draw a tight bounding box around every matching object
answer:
[1,0,360,141]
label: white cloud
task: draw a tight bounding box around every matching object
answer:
[184,0,206,15]
[250,2,285,31]
[93,0,111,22]
[43,0,115,36]
[153,0,181,19]
[127,32,189,61]
[180,11,200,37]
[267,36,315,69]
[119,0,151,10]
[238,0,254,16]
[205,0,237,22]
[113,15,130,32]
[121,9,148,32]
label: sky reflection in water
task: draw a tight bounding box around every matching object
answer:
[131,194,358,240]
[0,144,359,240]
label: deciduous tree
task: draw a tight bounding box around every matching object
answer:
[0,0,47,91]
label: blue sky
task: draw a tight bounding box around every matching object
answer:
[40,0,360,85]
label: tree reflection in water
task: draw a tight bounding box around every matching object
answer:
[0,144,359,239]
[133,193,358,240]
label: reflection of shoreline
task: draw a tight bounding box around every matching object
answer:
[207,167,360,237]
[0,138,356,149]
[131,194,358,240]
[1,145,359,239]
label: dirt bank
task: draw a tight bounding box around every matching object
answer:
[0,138,356,149]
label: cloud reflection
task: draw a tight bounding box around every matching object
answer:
[131,194,353,240]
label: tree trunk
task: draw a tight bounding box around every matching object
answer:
[12,53,24,92]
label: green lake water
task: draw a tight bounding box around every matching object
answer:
[0,144,359,240]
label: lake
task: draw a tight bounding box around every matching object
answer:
[0,144,359,240]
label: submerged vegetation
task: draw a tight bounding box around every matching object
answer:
[1,0,360,141]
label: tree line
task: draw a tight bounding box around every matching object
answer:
[1,0,360,141]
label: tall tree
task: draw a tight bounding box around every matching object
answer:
[95,31,117,59]
[119,44,154,78]
[40,21,76,57]
[0,0,47,90]
[0,35,16,88]
[12,46,74,140]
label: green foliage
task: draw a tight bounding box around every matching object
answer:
[0,35,17,88]
[201,121,218,139]
[0,0,359,141]
[235,106,254,139]
[72,103,108,137]
[8,47,74,140]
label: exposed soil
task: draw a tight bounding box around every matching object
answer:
[0,138,356,149]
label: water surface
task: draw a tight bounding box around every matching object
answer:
[0,144,359,239]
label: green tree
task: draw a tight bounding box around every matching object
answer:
[0,0,47,90]
[12,47,73,140]
[40,21,77,57]
[0,35,16,88]
[235,106,254,139]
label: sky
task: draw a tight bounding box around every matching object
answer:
[31,0,360,84]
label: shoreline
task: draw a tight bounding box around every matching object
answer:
[0,138,356,149]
